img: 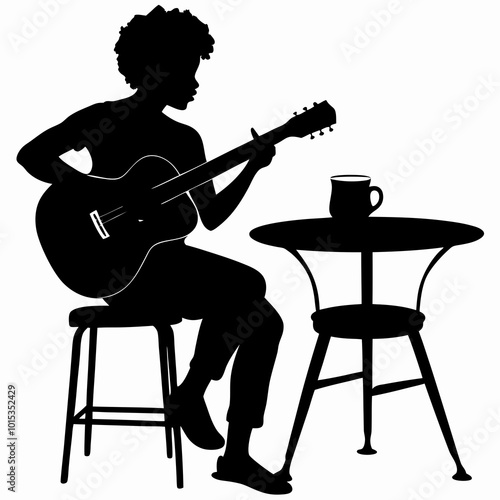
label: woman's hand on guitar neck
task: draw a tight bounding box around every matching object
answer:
[245,127,276,173]
[193,128,276,231]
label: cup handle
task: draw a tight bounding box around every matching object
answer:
[369,186,383,213]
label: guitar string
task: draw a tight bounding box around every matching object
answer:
[100,205,124,218]
[149,137,265,191]
[100,134,274,224]
[98,120,334,225]
[100,156,218,224]
[101,190,190,224]
[102,211,128,224]
[100,154,242,225]
[100,144,304,225]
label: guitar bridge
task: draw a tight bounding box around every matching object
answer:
[90,210,110,239]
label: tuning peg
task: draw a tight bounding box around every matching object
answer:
[303,107,308,112]
[313,102,318,106]
[310,133,315,139]
[319,130,324,136]
[329,126,333,132]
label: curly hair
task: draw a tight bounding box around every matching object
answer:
[114,6,215,89]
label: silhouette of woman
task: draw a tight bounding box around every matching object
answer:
[17,6,291,494]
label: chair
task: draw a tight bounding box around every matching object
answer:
[60,306,184,488]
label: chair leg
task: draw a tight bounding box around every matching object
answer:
[358,338,377,455]
[409,332,471,481]
[279,334,331,481]
[61,327,86,483]
[166,327,184,489]
[84,327,97,456]
[156,326,173,459]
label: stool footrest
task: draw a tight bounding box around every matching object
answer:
[74,407,87,420]
[372,378,424,396]
[72,406,171,427]
[74,418,168,427]
[88,406,167,414]
[315,371,363,390]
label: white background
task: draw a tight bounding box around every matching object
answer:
[2,1,500,499]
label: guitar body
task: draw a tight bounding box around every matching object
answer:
[36,156,198,298]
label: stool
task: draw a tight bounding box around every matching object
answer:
[60,306,184,488]
[280,303,471,481]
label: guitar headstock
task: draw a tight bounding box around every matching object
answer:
[284,101,336,139]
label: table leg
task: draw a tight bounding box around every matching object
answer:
[358,251,377,454]
[361,251,373,305]
[279,334,331,481]
[409,332,471,481]
[358,338,377,455]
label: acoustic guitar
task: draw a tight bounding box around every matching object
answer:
[36,101,336,298]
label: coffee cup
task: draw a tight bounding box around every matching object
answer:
[329,175,383,218]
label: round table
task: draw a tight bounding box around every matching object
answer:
[251,217,483,310]
[250,217,483,252]
[250,216,483,482]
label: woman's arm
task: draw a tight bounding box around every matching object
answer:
[17,103,102,183]
[191,128,276,230]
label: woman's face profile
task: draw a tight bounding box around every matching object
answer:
[157,53,201,110]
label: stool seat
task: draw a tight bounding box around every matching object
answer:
[311,304,425,339]
[69,306,182,328]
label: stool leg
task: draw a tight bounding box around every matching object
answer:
[84,327,97,456]
[156,326,173,459]
[61,327,86,483]
[279,334,331,481]
[165,328,184,489]
[409,332,471,481]
[358,338,377,455]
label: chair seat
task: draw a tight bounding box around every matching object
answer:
[69,306,182,328]
[311,304,425,339]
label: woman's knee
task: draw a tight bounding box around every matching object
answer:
[266,304,284,341]
[243,265,267,297]
[223,265,267,305]
[244,299,284,343]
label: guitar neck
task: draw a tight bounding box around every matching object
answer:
[156,123,289,202]
[155,99,337,201]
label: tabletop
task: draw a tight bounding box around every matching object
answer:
[250,217,484,253]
